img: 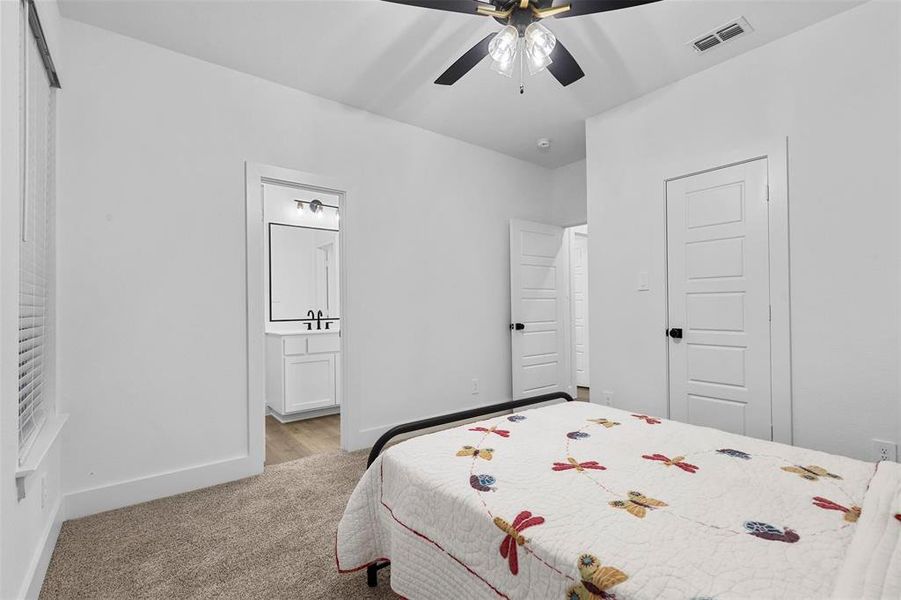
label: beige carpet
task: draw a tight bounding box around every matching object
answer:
[40,451,395,599]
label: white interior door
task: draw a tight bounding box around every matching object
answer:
[571,229,590,387]
[666,159,772,439]
[510,220,569,399]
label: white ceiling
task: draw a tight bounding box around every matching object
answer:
[59,0,863,168]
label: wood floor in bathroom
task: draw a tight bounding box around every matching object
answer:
[265,414,341,466]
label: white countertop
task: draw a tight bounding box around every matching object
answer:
[266,323,340,336]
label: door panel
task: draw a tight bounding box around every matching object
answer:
[571,231,590,387]
[510,220,567,399]
[667,159,771,439]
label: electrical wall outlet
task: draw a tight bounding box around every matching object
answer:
[602,391,614,406]
[471,378,480,395]
[872,439,898,462]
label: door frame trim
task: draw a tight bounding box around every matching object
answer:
[662,138,792,444]
[245,162,353,468]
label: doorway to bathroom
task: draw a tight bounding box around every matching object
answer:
[245,164,350,468]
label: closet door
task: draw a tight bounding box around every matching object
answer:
[666,158,772,439]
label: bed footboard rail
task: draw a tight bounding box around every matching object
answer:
[366,391,575,468]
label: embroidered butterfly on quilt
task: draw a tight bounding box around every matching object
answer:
[457,446,493,460]
[609,491,667,518]
[567,553,628,600]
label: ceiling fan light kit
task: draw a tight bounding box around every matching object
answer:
[382,0,662,90]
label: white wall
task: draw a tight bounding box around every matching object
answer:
[552,159,587,226]
[0,1,65,597]
[57,20,579,515]
[586,1,900,461]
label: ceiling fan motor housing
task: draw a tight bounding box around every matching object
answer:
[495,5,536,34]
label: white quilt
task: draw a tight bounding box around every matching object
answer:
[336,402,901,599]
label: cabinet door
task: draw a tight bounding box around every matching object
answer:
[283,354,337,413]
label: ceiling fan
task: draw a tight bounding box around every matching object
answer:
[382,0,661,91]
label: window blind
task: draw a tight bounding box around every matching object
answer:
[18,16,56,461]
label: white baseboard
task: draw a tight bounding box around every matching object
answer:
[267,405,339,423]
[20,500,63,600]
[64,455,261,520]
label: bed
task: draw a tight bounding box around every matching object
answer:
[336,395,901,599]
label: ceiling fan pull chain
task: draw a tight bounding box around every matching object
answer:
[519,38,525,95]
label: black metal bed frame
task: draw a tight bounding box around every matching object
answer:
[363,391,576,587]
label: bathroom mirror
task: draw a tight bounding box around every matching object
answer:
[269,223,340,322]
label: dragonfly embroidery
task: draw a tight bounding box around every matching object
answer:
[493,510,545,575]
[552,457,607,472]
[812,496,861,522]
[642,453,699,474]
[469,425,511,438]
[631,414,661,425]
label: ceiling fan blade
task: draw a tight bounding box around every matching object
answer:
[551,0,662,19]
[381,0,490,15]
[547,40,585,86]
[435,32,497,85]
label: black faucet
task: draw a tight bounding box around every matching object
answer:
[316,310,324,330]
[307,309,315,330]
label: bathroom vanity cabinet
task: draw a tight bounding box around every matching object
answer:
[265,330,341,421]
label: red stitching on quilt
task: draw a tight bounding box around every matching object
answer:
[380,498,511,600]
[377,451,513,599]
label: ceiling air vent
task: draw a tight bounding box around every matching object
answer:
[690,17,753,53]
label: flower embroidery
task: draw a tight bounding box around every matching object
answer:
[567,553,628,600]
[781,465,842,481]
[494,510,544,575]
[507,415,527,422]
[642,453,699,474]
[609,491,667,519]
[717,448,751,460]
[567,431,591,440]
[457,445,493,460]
[743,521,800,543]
[552,457,607,472]
[895,514,901,523]
[588,418,620,428]
[812,497,860,523]
[631,414,661,425]
[470,474,497,492]
[469,425,511,438]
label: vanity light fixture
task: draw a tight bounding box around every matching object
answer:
[294,199,325,214]
[294,198,339,223]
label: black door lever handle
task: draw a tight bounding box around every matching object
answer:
[510,323,525,331]
[667,327,683,339]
